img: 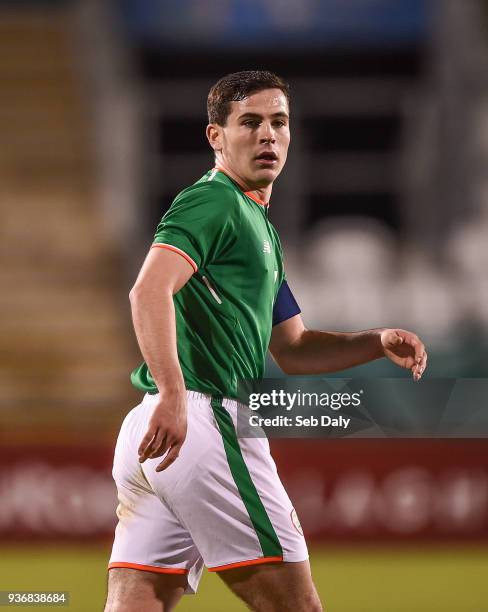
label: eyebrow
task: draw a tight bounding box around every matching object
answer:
[238,111,289,120]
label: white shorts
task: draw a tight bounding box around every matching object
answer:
[108,391,308,594]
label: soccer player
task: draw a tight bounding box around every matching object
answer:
[105,71,427,611]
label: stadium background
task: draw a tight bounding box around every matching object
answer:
[1,0,488,610]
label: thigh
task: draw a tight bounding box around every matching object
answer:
[145,396,308,571]
[217,559,323,612]
[109,398,204,594]
[105,567,186,612]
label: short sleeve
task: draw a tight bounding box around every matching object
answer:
[152,183,239,271]
[272,280,301,326]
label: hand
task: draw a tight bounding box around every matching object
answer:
[380,328,427,381]
[138,389,187,472]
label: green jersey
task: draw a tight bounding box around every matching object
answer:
[131,169,285,399]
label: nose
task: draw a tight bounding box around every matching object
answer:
[259,122,275,144]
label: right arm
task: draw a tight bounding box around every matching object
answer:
[129,247,194,471]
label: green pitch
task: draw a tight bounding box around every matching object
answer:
[0,545,487,611]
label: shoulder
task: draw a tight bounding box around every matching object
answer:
[172,180,240,214]
[159,179,242,237]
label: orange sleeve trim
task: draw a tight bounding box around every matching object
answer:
[108,562,188,575]
[208,556,283,572]
[151,243,198,273]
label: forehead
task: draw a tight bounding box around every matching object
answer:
[228,88,289,119]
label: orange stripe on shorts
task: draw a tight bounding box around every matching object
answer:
[208,556,283,572]
[108,562,188,575]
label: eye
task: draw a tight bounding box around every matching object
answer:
[243,119,259,128]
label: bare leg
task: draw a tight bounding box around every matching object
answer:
[217,560,323,612]
[104,568,187,612]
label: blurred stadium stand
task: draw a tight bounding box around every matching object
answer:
[0,2,139,445]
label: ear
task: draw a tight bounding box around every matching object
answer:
[206,124,222,152]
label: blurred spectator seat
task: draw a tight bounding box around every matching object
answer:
[0,7,138,444]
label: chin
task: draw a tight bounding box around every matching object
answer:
[253,168,279,186]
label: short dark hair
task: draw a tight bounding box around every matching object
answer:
[207,70,290,126]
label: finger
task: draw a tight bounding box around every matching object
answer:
[407,336,424,363]
[148,432,168,459]
[412,352,427,381]
[415,343,425,364]
[389,331,404,346]
[138,428,156,456]
[419,351,428,376]
[138,428,158,462]
[399,333,422,363]
[156,443,182,472]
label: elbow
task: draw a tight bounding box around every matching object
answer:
[273,329,309,375]
[129,285,140,304]
[129,283,150,305]
[280,362,304,376]
[129,283,172,305]
[280,363,295,375]
[274,353,303,376]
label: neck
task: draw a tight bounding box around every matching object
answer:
[215,160,272,204]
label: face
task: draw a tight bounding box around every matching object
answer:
[208,88,290,189]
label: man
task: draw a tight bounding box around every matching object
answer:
[105,71,427,611]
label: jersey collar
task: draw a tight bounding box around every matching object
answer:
[213,167,270,208]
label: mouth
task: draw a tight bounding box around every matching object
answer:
[254,151,278,166]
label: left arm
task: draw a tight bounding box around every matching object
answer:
[269,314,427,381]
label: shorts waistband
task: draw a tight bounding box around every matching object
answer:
[187,390,248,411]
[186,390,211,402]
[144,390,247,411]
